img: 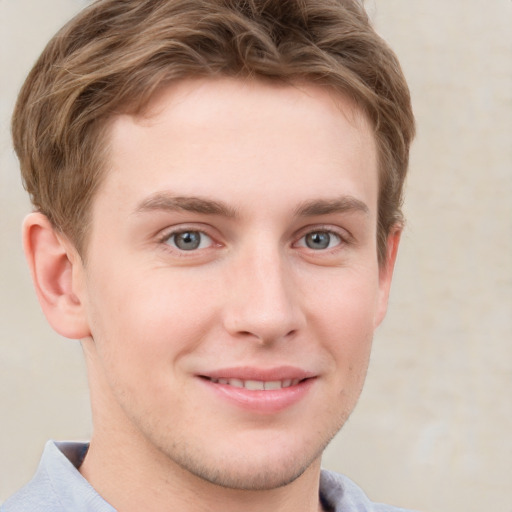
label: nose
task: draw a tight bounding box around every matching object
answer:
[222,244,305,344]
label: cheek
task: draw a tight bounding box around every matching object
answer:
[310,266,380,330]
[82,272,197,417]
[308,268,378,376]
[84,267,216,371]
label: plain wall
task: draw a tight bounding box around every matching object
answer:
[1,1,511,510]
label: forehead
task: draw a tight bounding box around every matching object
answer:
[130,78,374,154]
[99,77,378,215]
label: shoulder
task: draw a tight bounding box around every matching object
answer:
[1,441,113,512]
[1,461,65,512]
[320,469,419,512]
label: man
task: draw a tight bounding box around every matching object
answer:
[3,0,415,511]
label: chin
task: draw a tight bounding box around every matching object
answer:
[154,426,336,492]
[174,449,322,491]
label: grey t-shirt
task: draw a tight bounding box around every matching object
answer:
[2,441,416,512]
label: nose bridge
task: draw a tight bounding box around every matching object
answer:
[223,237,303,342]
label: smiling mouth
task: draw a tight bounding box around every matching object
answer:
[202,377,306,390]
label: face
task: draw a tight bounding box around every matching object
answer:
[77,78,396,490]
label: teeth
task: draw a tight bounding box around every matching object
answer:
[245,380,265,390]
[209,378,302,390]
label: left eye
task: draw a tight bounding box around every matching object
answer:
[165,230,213,251]
[297,231,342,250]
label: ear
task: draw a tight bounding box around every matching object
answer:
[23,212,90,339]
[374,227,402,328]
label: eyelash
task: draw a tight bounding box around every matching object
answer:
[156,225,351,255]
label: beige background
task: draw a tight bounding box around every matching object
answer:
[1,1,511,510]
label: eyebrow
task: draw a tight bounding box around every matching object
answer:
[135,193,239,218]
[135,192,369,219]
[294,196,370,217]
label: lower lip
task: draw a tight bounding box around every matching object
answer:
[198,377,315,414]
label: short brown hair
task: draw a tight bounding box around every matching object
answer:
[12,0,414,263]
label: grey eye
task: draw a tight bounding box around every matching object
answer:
[168,231,211,251]
[303,231,341,250]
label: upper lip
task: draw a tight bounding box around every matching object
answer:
[198,366,316,382]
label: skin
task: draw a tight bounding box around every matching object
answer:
[25,78,400,512]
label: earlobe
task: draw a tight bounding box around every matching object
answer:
[374,227,402,327]
[23,212,90,339]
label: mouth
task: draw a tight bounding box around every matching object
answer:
[198,373,314,413]
[198,369,316,413]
